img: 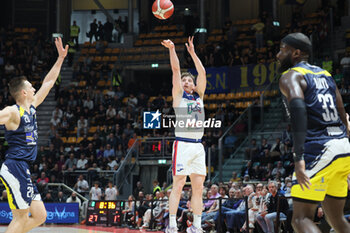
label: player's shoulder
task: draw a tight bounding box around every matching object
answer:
[4,105,19,115]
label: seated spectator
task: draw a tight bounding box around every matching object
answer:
[51,133,63,150]
[77,153,88,169]
[74,174,89,194]
[52,106,63,120]
[225,185,254,232]
[256,181,289,233]
[90,181,102,200]
[37,172,49,190]
[56,191,66,203]
[67,192,82,209]
[106,105,116,124]
[77,116,88,137]
[122,195,135,226]
[104,144,115,158]
[254,138,271,165]
[241,183,267,232]
[95,104,106,125]
[127,94,138,108]
[204,184,221,211]
[272,161,286,178]
[230,171,241,182]
[83,96,94,112]
[43,191,55,203]
[107,156,119,170]
[50,114,61,128]
[65,153,77,171]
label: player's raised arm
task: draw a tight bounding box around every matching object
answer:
[161,40,183,100]
[33,37,68,107]
[185,36,206,98]
[279,70,311,190]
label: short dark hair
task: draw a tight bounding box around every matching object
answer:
[181,72,196,84]
[8,76,27,99]
[281,32,312,55]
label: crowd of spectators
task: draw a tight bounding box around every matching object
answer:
[0,2,350,231]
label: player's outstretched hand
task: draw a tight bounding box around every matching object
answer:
[55,37,68,59]
[185,36,195,54]
[161,39,175,49]
[294,160,311,191]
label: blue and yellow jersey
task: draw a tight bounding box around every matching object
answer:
[286,62,347,142]
[4,105,38,162]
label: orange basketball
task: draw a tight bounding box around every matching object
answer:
[152,0,174,20]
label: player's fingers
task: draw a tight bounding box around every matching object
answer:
[185,43,189,49]
[299,182,304,191]
[65,44,69,51]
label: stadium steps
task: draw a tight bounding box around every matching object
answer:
[212,98,288,182]
[36,59,73,147]
[36,92,55,146]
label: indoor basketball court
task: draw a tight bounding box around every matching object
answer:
[0,225,163,233]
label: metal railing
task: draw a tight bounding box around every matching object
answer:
[216,76,280,182]
[114,138,139,198]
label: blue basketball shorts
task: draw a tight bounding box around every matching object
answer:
[0,159,41,209]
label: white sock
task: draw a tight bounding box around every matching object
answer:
[193,214,201,228]
[169,214,177,228]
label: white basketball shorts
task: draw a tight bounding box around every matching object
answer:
[172,139,206,176]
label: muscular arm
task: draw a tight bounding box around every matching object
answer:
[161,40,183,107]
[0,106,19,130]
[0,107,12,125]
[33,37,68,107]
[279,71,307,161]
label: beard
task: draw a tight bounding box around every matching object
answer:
[277,54,293,73]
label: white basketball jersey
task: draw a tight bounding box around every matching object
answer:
[174,91,205,140]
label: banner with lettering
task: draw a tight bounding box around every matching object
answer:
[0,203,79,224]
[188,62,278,94]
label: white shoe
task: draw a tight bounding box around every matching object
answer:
[165,226,178,233]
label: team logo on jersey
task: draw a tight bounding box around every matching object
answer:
[187,102,201,114]
[23,115,30,123]
[143,110,161,129]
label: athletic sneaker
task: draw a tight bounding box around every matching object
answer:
[165,226,178,233]
[186,225,204,233]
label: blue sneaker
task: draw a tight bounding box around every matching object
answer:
[165,226,178,233]
[186,225,204,233]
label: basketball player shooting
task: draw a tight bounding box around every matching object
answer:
[161,36,206,233]
[278,32,350,233]
[0,37,68,233]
